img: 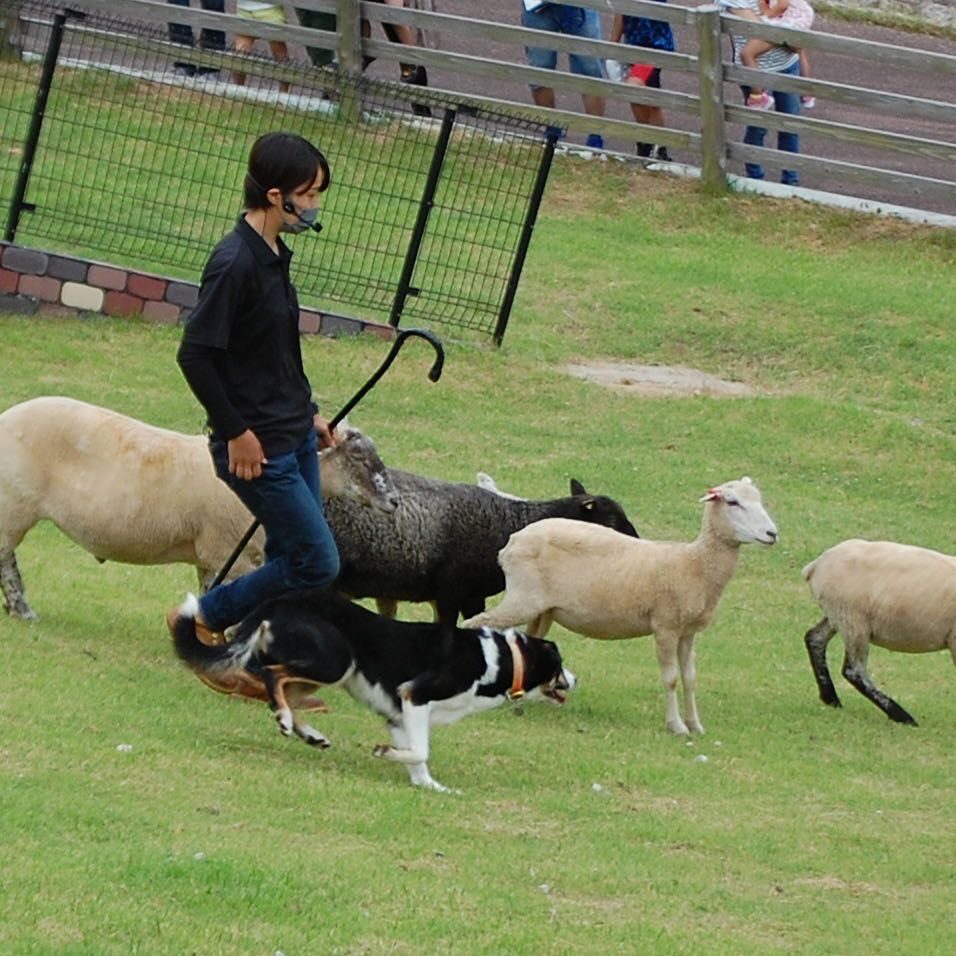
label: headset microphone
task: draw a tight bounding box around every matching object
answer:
[281,199,323,234]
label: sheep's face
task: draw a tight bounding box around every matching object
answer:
[322,426,400,513]
[569,479,640,538]
[701,477,778,546]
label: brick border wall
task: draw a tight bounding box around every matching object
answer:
[0,242,396,341]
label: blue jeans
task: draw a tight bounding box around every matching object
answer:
[522,5,604,83]
[742,59,801,186]
[199,429,340,629]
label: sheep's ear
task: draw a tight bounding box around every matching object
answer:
[740,475,753,485]
[332,417,356,441]
[570,478,587,496]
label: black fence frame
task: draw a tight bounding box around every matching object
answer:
[0,0,559,344]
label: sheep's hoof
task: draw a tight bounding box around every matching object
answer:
[667,720,691,736]
[6,604,38,620]
[887,708,918,726]
[372,744,391,759]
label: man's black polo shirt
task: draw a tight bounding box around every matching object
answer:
[177,217,316,457]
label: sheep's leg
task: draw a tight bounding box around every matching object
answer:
[1,550,36,620]
[804,617,841,708]
[677,634,704,734]
[840,641,917,726]
[461,594,538,632]
[525,612,553,638]
[654,632,689,735]
[375,597,398,618]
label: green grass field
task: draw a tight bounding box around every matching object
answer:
[2,159,956,954]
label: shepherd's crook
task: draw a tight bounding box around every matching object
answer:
[209,329,444,589]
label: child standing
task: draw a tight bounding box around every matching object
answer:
[233,1,291,92]
[609,0,675,160]
[740,0,815,110]
[170,132,339,662]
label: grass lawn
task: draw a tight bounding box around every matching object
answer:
[1,158,956,955]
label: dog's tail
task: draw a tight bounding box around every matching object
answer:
[170,594,269,682]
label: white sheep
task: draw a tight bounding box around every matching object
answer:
[0,396,398,620]
[803,538,956,726]
[462,477,778,735]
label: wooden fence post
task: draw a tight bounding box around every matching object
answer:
[336,0,363,123]
[696,4,728,194]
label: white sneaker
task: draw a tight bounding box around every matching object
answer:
[801,96,816,109]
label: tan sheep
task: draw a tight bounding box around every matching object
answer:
[803,538,956,726]
[462,477,778,735]
[0,396,397,619]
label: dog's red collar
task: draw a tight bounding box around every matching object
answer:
[506,632,525,701]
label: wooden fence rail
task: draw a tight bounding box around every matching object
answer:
[9,0,956,216]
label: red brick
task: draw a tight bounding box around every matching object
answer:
[88,264,127,291]
[38,301,78,318]
[298,310,321,334]
[103,290,144,317]
[142,299,182,325]
[18,274,62,302]
[0,267,18,294]
[128,273,167,300]
[362,322,397,342]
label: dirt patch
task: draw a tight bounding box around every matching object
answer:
[565,361,758,398]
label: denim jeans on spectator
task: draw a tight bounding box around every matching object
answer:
[167,0,226,53]
[198,429,341,629]
[522,4,604,80]
[742,59,801,185]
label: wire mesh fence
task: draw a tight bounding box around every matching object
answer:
[0,0,555,342]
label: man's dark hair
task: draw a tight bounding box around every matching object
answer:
[244,131,331,209]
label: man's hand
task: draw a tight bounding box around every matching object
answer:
[228,429,267,480]
[315,414,337,450]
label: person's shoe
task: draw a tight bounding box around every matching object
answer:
[196,66,220,79]
[636,141,652,158]
[196,667,330,711]
[650,145,671,162]
[172,62,196,78]
[746,91,774,111]
[585,133,605,151]
[400,64,431,117]
[801,95,816,109]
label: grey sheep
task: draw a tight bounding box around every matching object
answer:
[325,473,639,627]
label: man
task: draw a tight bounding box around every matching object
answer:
[721,0,802,185]
[166,0,225,78]
[521,3,607,151]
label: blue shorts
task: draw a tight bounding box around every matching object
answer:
[522,5,604,83]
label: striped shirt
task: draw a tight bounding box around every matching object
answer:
[720,0,799,72]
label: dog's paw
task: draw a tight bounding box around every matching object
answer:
[416,778,460,795]
[300,725,331,749]
[275,711,294,737]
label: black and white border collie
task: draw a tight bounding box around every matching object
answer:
[171,588,575,793]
